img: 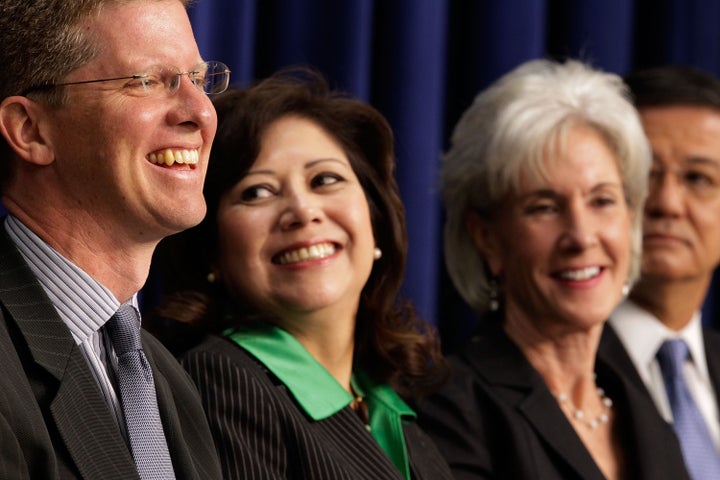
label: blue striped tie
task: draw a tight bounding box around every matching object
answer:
[106,304,176,479]
[656,339,720,480]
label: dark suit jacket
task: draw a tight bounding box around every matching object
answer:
[181,334,454,480]
[599,322,720,473]
[415,322,691,480]
[0,229,222,479]
[599,321,720,409]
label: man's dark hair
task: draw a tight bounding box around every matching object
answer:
[625,65,720,110]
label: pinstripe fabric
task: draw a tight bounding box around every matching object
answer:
[182,334,453,480]
[0,226,222,479]
[4,216,119,342]
[5,216,126,430]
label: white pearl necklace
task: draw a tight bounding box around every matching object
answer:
[556,387,613,430]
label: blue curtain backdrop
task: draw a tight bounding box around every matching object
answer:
[181,0,720,352]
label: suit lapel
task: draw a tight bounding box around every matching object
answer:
[0,230,139,479]
[703,329,720,410]
[595,354,691,480]
[516,388,605,479]
[51,347,139,479]
[462,324,606,480]
[142,335,198,480]
[598,324,647,392]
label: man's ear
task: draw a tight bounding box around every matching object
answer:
[465,210,503,277]
[0,96,55,166]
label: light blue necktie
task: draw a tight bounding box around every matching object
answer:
[106,304,176,480]
[656,338,720,480]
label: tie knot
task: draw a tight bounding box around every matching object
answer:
[106,304,142,355]
[656,338,690,378]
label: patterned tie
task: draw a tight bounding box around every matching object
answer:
[656,338,720,480]
[106,304,175,479]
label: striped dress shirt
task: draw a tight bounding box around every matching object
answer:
[4,215,135,436]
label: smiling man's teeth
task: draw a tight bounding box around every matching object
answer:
[276,243,336,265]
[559,266,601,281]
[147,148,199,166]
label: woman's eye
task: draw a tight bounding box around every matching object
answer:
[240,185,274,202]
[525,203,557,215]
[592,196,617,207]
[311,172,343,188]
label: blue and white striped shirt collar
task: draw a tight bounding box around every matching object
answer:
[4,215,137,345]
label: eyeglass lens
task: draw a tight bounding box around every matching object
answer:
[147,61,229,96]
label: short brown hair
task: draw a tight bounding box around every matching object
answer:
[0,0,191,189]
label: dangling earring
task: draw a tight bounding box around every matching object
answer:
[373,247,382,260]
[207,272,217,284]
[488,277,500,312]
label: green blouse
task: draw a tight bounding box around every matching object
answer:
[225,324,416,480]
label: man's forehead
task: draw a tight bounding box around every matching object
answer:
[76,0,200,72]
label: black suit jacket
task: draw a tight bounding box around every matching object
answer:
[599,321,720,406]
[181,334,454,480]
[415,322,691,480]
[0,229,222,479]
[599,322,720,472]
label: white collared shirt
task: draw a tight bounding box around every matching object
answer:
[609,299,720,451]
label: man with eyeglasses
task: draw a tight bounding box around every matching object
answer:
[0,1,228,478]
[600,65,720,479]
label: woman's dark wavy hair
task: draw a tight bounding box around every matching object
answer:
[149,67,448,397]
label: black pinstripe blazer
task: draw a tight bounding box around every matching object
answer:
[181,333,454,480]
[415,322,691,480]
[0,228,222,479]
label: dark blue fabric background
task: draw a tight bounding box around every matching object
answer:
[177,0,720,350]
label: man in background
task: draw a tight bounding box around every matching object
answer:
[602,65,720,479]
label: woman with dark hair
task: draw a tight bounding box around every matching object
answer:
[149,69,451,480]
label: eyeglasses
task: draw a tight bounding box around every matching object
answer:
[23,60,231,97]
